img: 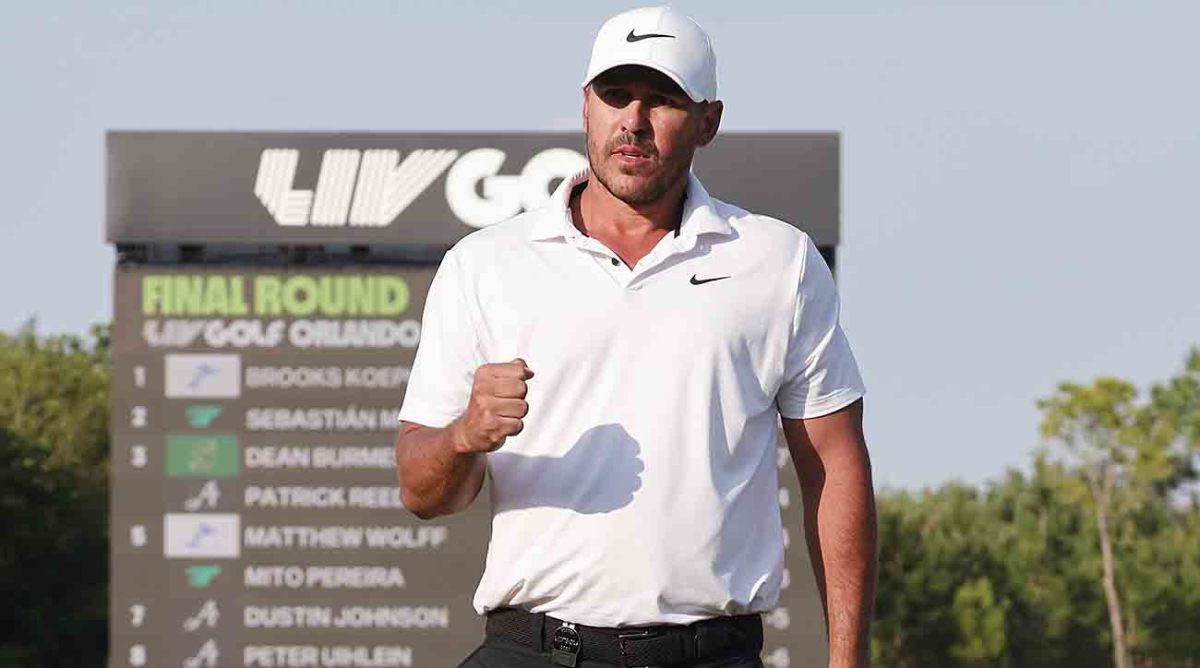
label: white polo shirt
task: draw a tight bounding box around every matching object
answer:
[398,169,866,627]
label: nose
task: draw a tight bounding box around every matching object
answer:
[619,99,652,136]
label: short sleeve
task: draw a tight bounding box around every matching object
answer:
[776,237,867,419]
[398,249,485,428]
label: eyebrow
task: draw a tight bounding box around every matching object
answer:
[595,81,687,101]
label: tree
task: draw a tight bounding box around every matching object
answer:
[1124,349,1200,666]
[0,326,110,666]
[0,324,110,470]
[871,349,1200,668]
[1037,378,1139,668]
[873,465,1114,668]
[0,428,109,666]
[1036,349,1200,668]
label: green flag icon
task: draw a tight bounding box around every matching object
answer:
[185,404,223,428]
[166,435,239,477]
[185,565,222,588]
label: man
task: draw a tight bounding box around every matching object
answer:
[395,6,876,667]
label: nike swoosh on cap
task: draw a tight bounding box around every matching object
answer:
[626,29,676,43]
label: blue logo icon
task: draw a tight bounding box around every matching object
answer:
[186,522,217,548]
[188,363,219,389]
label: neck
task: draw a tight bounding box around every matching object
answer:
[574,173,688,241]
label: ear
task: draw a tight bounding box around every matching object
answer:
[696,100,723,147]
[582,86,591,130]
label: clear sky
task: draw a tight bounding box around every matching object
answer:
[2,1,1197,488]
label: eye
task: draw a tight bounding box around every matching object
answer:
[650,93,686,109]
[599,88,632,107]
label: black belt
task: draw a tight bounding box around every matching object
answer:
[485,607,763,667]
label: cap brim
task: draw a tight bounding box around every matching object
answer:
[581,60,708,103]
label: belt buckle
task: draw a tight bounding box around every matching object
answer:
[617,629,663,668]
[550,622,581,667]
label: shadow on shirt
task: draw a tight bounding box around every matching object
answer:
[488,423,644,514]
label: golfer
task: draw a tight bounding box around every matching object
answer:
[395,6,876,667]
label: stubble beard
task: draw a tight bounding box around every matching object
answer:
[586,132,694,206]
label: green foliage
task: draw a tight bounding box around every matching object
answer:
[0,325,111,471]
[872,348,1200,667]
[949,577,1007,664]
[872,467,1110,667]
[0,327,110,666]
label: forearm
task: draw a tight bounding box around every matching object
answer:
[801,444,877,668]
[394,420,486,519]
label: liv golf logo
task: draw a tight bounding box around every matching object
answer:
[254,147,587,230]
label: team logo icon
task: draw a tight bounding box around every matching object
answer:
[164,513,240,559]
[185,404,223,428]
[184,565,222,589]
[183,481,221,511]
[165,354,241,398]
[183,639,219,667]
[182,600,220,631]
[166,435,239,478]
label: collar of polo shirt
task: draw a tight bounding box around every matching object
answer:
[526,169,734,248]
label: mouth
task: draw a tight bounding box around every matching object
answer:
[611,144,655,167]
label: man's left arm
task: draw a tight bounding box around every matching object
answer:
[782,399,876,668]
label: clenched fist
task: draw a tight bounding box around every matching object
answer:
[453,358,535,454]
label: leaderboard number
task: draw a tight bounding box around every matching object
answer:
[129,604,148,666]
[127,354,150,668]
[130,524,147,548]
[128,369,150,668]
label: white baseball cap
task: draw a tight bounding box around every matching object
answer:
[581,6,718,103]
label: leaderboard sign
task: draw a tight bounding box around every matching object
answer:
[111,266,492,667]
[105,132,840,247]
[109,132,840,668]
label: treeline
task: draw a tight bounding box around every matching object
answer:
[0,328,1196,666]
[873,352,1200,667]
[0,327,110,666]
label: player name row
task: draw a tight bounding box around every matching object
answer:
[135,365,413,392]
[239,645,792,668]
[246,566,407,589]
[137,407,402,431]
[157,641,418,668]
[237,525,447,549]
[215,644,789,668]
[232,485,402,508]
[245,644,414,668]
[189,604,453,629]
[167,565,796,591]
[169,485,797,519]
[245,366,410,390]
[243,446,394,470]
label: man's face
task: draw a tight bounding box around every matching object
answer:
[584,65,722,205]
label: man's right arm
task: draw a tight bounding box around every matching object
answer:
[395,359,533,520]
[394,419,487,520]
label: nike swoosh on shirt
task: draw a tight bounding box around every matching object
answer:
[626,29,676,43]
[690,275,731,285]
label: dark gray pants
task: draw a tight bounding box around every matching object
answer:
[458,635,765,667]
